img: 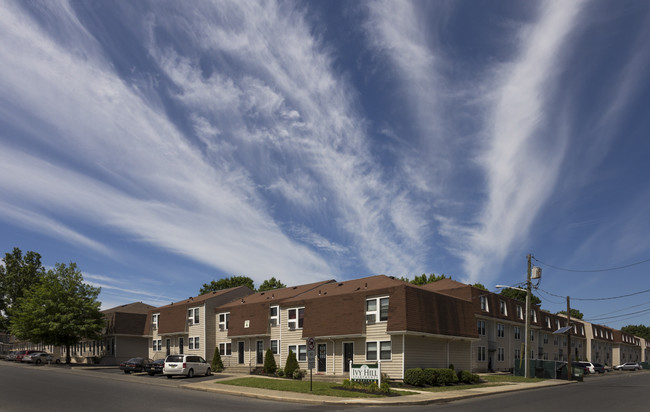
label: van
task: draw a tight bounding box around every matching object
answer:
[163,354,211,378]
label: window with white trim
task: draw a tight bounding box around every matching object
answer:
[497,323,505,338]
[499,300,507,315]
[152,313,160,330]
[288,345,306,361]
[152,339,161,351]
[365,297,389,323]
[219,342,232,356]
[480,296,489,312]
[218,312,230,331]
[530,309,537,323]
[271,339,279,355]
[365,340,392,361]
[497,347,505,362]
[287,307,304,330]
[478,346,486,361]
[514,348,521,360]
[270,305,279,327]
[543,333,549,344]
[514,326,521,340]
[545,316,551,328]
[188,336,199,350]
[188,307,200,325]
[477,320,486,336]
[517,305,523,320]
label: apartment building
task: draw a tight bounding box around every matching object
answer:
[145,286,253,361]
[215,275,478,380]
[613,330,642,365]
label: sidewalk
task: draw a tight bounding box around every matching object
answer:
[181,375,575,406]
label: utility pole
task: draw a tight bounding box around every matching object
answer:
[525,254,532,379]
[566,296,571,381]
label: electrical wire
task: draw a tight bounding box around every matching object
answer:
[537,286,650,301]
[532,255,650,273]
[585,307,650,322]
[589,300,650,319]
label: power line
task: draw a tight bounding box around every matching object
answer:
[589,301,650,319]
[585,307,650,322]
[532,255,650,273]
[536,286,650,301]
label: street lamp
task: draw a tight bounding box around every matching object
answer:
[496,284,530,378]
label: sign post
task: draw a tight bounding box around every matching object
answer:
[307,337,315,392]
[349,362,381,386]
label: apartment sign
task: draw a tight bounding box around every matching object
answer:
[350,363,381,384]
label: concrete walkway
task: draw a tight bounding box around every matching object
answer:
[181,375,575,406]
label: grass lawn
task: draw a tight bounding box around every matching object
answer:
[481,375,546,383]
[217,377,414,398]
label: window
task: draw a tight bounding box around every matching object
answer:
[514,326,521,340]
[366,297,389,323]
[218,312,230,331]
[554,336,559,346]
[288,345,306,361]
[271,339,279,355]
[366,341,391,361]
[152,339,161,351]
[530,310,537,323]
[477,320,486,336]
[514,349,521,360]
[530,330,535,341]
[287,308,305,330]
[189,336,199,350]
[497,347,505,362]
[152,313,160,330]
[499,300,507,315]
[545,316,551,328]
[480,296,489,312]
[270,306,279,327]
[478,346,486,361]
[188,308,200,325]
[497,323,505,338]
[219,342,232,356]
[516,305,523,320]
[556,319,561,330]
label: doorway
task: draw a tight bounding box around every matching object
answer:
[317,343,327,372]
[179,337,184,354]
[256,341,264,364]
[343,342,353,372]
[166,339,171,356]
[238,341,245,364]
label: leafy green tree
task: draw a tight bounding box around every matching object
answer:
[263,348,277,374]
[498,288,541,306]
[557,308,584,320]
[0,248,45,331]
[258,277,286,292]
[621,325,650,340]
[211,346,224,372]
[472,283,488,291]
[9,262,105,364]
[199,276,255,295]
[401,273,449,285]
[284,349,299,378]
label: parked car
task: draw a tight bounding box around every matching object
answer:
[571,361,590,374]
[614,362,642,371]
[592,363,605,374]
[4,351,18,361]
[144,359,165,376]
[119,357,153,374]
[581,362,596,374]
[16,350,41,362]
[163,354,211,378]
[22,352,61,364]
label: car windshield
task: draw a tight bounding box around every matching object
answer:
[126,358,142,363]
[166,355,183,362]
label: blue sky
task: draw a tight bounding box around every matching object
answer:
[1,0,649,329]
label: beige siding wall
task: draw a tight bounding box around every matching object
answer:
[404,335,471,372]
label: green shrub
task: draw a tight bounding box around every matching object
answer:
[379,382,391,394]
[381,372,391,384]
[437,368,459,385]
[342,379,351,387]
[448,363,454,371]
[263,348,277,374]
[422,368,438,386]
[284,349,299,377]
[404,368,426,386]
[458,370,480,384]
[293,369,305,380]
[211,347,224,372]
[276,369,284,377]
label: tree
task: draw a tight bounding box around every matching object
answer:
[621,325,650,340]
[472,283,488,291]
[401,273,449,285]
[0,248,45,331]
[199,276,255,295]
[263,348,277,374]
[498,288,541,306]
[557,308,584,320]
[211,346,224,372]
[258,277,286,292]
[284,349,299,378]
[9,262,105,364]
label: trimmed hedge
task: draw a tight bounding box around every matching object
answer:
[404,368,426,386]
[406,368,468,386]
[284,349,299,378]
[458,370,480,384]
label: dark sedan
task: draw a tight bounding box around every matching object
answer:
[144,359,165,376]
[119,357,152,374]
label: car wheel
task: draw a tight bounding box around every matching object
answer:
[205,367,211,376]
[55,359,60,364]
[124,370,130,374]
[166,375,172,379]
[35,359,41,365]
[187,369,194,378]
[148,372,155,376]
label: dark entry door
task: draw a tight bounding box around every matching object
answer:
[317,343,327,372]
[166,339,171,356]
[179,337,184,354]
[256,341,264,364]
[238,341,245,364]
[343,342,353,372]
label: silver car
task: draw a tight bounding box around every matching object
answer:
[614,362,642,371]
[163,354,211,378]
[22,352,61,364]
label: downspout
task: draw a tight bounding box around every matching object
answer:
[402,334,405,380]
[447,337,457,369]
[330,338,335,375]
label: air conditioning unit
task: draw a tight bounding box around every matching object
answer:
[219,324,225,331]
[270,319,278,327]
[187,319,193,325]
[288,322,296,330]
[151,324,157,330]
[366,314,376,323]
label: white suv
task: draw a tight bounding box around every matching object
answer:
[163,354,211,378]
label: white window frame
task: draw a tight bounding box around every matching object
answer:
[270,305,279,327]
[497,347,505,362]
[365,296,389,323]
[477,320,486,336]
[514,348,521,360]
[218,312,230,331]
[497,323,505,338]
[499,300,507,315]
[271,339,279,355]
[288,344,306,361]
[365,340,391,361]
[516,305,523,320]
[480,296,489,312]
[514,326,521,340]
[219,342,232,356]
[188,307,200,325]
[152,313,160,330]
[478,346,486,361]
[189,336,200,350]
[287,307,305,330]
